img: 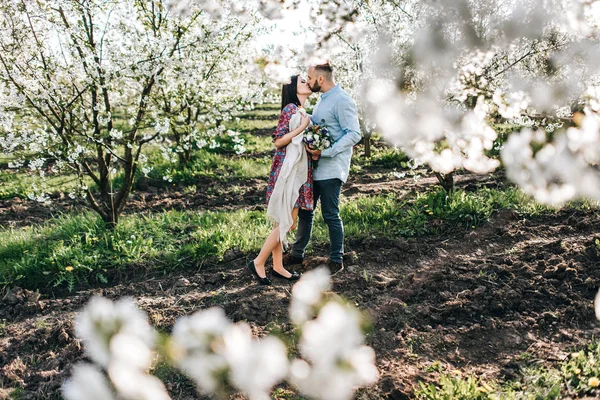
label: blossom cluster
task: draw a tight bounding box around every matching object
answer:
[62,297,170,400]
[303,119,332,151]
[62,269,378,400]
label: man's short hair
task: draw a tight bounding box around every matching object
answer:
[314,61,334,81]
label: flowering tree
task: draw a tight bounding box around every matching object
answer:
[359,0,600,201]
[62,269,379,400]
[152,7,268,166]
[0,0,265,225]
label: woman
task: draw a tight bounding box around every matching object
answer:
[247,75,313,285]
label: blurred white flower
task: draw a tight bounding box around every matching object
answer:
[234,144,246,154]
[172,307,289,399]
[108,362,171,400]
[223,323,288,400]
[110,333,153,370]
[264,61,293,84]
[109,129,123,140]
[170,307,231,394]
[502,128,600,205]
[567,111,600,163]
[290,267,332,325]
[154,118,170,135]
[300,302,363,362]
[290,345,378,400]
[70,297,171,400]
[75,296,156,368]
[290,302,379,400]
[62,364,114,400]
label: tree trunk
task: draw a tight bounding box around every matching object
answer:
[84,188,119,229]
[364,134,372,158]
[434,171,454,194]
[101,209,119,228]
[359,117,372,158]
[178,149,192,167]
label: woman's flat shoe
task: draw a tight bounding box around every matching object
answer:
[272,270,301,281]
[247,261,272,285]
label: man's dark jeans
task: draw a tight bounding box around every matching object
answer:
[290,178,344,263]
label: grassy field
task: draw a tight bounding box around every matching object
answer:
[0,186,563,291]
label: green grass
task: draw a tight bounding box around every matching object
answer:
[0,186,558,291]
[226,117,276,133]
[144,148,271,185]
[0,141,272,199]
[243,134,275,154]
[251,103,280,111]
[416,341,600,399]
[340,186,554,238]
[0,169,93,200]
[226,104,279,133]
[0,209,273,291]
[352,140,410,170]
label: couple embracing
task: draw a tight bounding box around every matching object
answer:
[247,62,362,285]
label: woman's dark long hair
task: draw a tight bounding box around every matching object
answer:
[281,75,300,110]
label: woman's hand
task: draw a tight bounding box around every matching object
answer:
[274,113,311,148]
[295,113,310,134]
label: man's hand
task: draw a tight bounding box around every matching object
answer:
[305,145,321,160]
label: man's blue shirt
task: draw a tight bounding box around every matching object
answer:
[310,85,362,182]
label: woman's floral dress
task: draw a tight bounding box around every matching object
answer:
[265,103,314,210]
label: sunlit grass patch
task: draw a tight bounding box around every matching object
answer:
[143,148,271,185]
[0,168,94,200]
[0,186,570,291]
[416,341,600,399]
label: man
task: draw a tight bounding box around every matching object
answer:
[283,61,362,275]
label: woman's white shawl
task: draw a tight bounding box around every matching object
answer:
[266,108,309,243]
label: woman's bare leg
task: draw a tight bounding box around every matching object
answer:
[253,226,280,278]
[272,241,286,275]
[272,208,299,277]
[289,207,299,232]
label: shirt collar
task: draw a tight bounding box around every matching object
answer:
[321,85,340,99]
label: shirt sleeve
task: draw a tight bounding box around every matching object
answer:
[321,97,362,158]
[272,104,297,140]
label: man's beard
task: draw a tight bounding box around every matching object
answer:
[310,83,321,93]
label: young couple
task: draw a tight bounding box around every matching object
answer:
[247,62,362,285]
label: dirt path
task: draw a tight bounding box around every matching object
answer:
[2,206,599,398]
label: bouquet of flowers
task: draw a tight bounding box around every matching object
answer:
[303,119,332,168]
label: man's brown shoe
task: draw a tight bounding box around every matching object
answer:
[282,253,304,266]
[327,260,344,276]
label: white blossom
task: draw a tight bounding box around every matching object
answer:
[170,307,231,394]
[171,307,288,398]
[75,296,155,368]
[222,323,288,400]
[68,297,171,400]
[290,267,332,325]
[290,302,379,400]
[108,363,171,400]
[62,364,114,400]
[502,127,600,205]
